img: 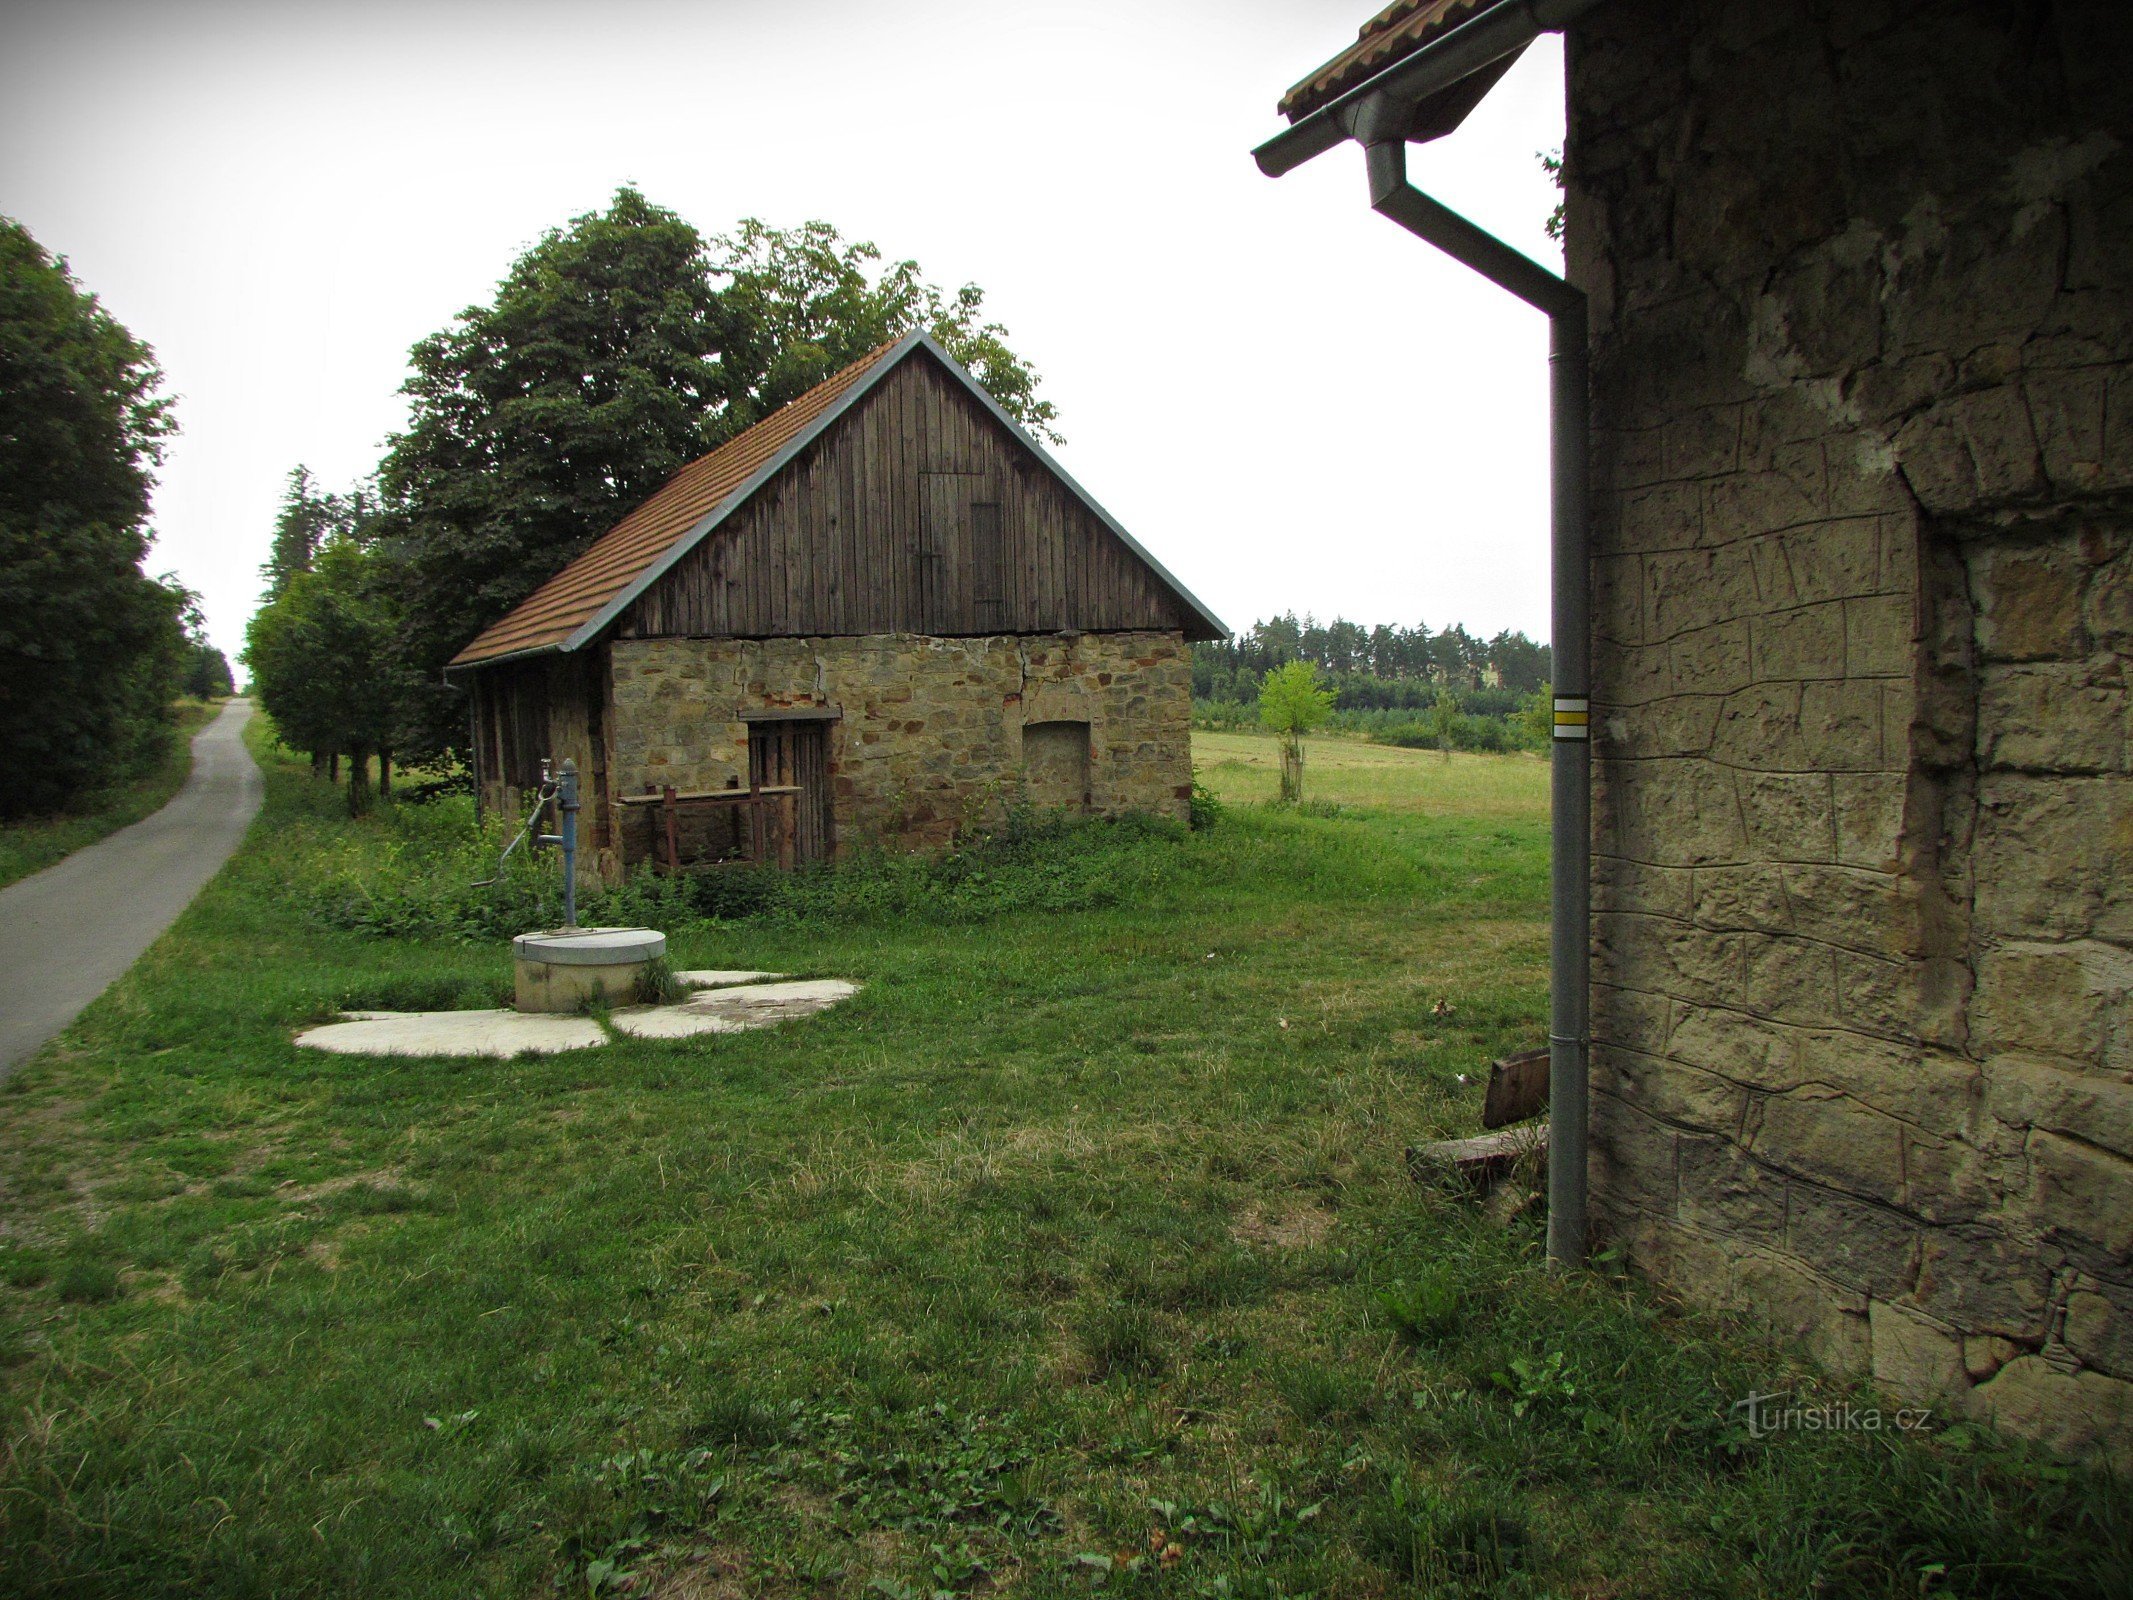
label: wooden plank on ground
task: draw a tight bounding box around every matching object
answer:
[1407,1128,1547,1190]
[1483,1047,1551,1129]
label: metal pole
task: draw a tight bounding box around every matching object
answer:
[469,686,485,826]
[1547,306,1591,1267]
[557,759,580,930]
[1362,138,1591,1267]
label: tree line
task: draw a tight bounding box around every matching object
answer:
[0,218,232,820]
[1193,615,1552,709]
[243,190,1060,811]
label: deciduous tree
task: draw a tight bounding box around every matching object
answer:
[261,465,363,601]
[245,540,401,811]
[0,217,188,816]
[710,217,1059,444]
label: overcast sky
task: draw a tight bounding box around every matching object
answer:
[1,0,1565,661]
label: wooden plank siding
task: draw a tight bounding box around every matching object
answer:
[473,653,612,850]
[617,352,1191,641]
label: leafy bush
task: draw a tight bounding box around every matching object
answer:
[287,795,1190,941]
[392,772,473,805]
[1379,713,1518,754]
[291,794,561,941]
[1376,1262,1469,1346]
[1188,778,1223,832]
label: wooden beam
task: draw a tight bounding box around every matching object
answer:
[1408,1128,1548,1190]
[737,705,842,723]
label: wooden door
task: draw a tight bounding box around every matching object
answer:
[919,472,1003,634]
[748,721,834,863]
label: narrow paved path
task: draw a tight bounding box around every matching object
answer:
[0,699,263,1078]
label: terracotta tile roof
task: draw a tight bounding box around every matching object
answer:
[1279,0,1496,120]
[448,340,903,668]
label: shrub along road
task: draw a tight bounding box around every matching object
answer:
[0,699,262,1077]
[0,699,223,894]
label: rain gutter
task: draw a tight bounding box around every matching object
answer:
[1253,0,1603,1267]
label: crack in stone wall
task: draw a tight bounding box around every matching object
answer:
[1571,0,2133,1456]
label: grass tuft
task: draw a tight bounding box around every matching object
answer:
[632,955,686,1006]
[53,1255,122,1304]
[1357,1474,1533,1585]
[1075,1302,1168,1382]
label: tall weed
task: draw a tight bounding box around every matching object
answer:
[287,795,1188,940]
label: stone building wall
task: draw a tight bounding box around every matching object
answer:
[1568,0,2133,1455]
[605,630,1193,857]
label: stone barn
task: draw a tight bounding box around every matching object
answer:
[1267,0,2133,1456]
[446,332,1223,878]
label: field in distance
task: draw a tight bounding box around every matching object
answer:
[1192,726,1548,819]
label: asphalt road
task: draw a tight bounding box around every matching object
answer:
[0,699,263,1078]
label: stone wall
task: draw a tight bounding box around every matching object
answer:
[1568,0,2133,1455]
[605,630,1193,858]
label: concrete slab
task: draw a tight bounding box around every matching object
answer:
[607,1007,749,1040]
[297,978,857,1056]
[675,970,788,989]
[611,978,861,1040]
[295,1009,606,1057]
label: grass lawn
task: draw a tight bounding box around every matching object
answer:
[0,700,224,891]
[1191,731,1548,819]
[0,721,2122,1598]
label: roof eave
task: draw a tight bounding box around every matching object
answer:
[442,639,570,680]
[1255,0,1602,178]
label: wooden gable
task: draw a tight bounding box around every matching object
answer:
[616,347,1218,642]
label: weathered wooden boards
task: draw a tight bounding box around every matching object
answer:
[1410,1046,1551,1191]
[619,353,1191,641]
[1483,1047,1550,1129]
[618,783,802,872]
[1408,1128,1549,1189]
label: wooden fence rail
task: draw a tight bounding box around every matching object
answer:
[617,780,800,873]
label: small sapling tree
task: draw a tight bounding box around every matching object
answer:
[1429,690,1461,762]
[1258,659,1335,803]
[1519,683,1553,749]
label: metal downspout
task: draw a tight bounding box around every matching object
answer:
[1363,139,1592,1266]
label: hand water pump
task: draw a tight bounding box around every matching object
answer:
[473,757,580,928]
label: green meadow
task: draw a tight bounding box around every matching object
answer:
[0,723,2121,1598]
